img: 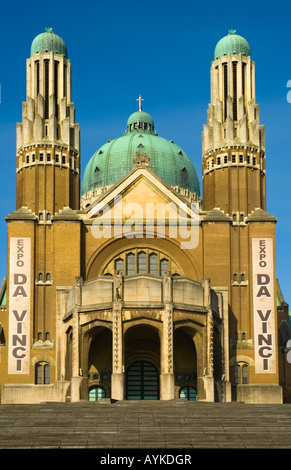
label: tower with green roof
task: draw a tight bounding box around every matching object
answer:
[202,29,266,214]
[201,31,282,401]
[10,29,81,371]
[16,28,80,214]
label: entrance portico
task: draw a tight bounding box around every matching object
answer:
[58,271,230,402]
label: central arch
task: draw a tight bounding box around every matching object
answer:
[125,324,160,400]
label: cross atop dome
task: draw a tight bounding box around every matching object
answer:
[136,94,144,112]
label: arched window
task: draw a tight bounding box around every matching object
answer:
[149,253,157,276]
[242,364,248,384]
[89,386,106,401]
[35,362,50,384]
[160,258,169,275]
[137,251,146,273]
[235,363,248,384]
[103,250,177,277]
[115,258,124,274]
[126,253,135,276]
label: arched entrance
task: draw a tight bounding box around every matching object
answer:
[87,327,112,398]
[174,326,197,398]
[126,361,159,400]
[125,324,160,400]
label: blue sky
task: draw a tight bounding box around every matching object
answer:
[0,0,290,305]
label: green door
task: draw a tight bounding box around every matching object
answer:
[179,386,197,401]
[89,386,106,401]
[126,361,159,400]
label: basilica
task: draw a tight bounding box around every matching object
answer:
[0,28,290,404]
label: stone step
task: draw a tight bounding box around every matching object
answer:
[0,401,291,449]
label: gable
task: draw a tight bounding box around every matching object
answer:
[84,167,198,222]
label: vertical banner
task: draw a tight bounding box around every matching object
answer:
[252,238,276,374]
[8,238,31,374]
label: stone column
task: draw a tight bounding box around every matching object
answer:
[199,277,214,402]
[111,273,125,400]
[160,272,175,400]
[71,307,82,401]
[71,277,83,402]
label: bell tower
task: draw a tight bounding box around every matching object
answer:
[16,28,80,215]
[202,30,266,217]
[4,30,82,386]
[201,31,281,402]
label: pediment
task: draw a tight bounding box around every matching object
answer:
[83,167,199,222]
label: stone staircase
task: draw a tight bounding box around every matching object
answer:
[0,400,291,449]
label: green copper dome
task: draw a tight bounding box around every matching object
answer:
[82,108,200,197]
[214,30,250,60]
[31,28,67,57]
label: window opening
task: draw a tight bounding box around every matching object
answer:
[149,253,158,276]
[233,62,237,121]
[137,251,146,274]
[36,60,40,96]
[126,253,135,276]
[44,59,49,119]
[54,60,58,119]
[224,64,228,120]
[115,258,124,275]
[160,258,169,275]
[242,364,248,384]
